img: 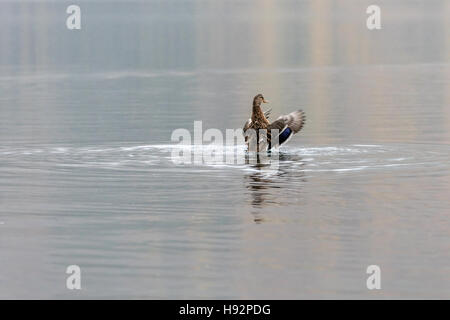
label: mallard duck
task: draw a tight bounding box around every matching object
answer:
[243,94,306,152]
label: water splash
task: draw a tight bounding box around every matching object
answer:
[0,143,448,175]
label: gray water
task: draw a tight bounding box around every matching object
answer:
[0,0,449,299]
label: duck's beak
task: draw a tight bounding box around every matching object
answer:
[262,99,269,103]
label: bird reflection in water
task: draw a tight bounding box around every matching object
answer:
[244,152,307,223]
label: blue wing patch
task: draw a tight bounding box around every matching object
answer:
[278,127,292,145]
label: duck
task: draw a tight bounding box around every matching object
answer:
[243,94,306,152]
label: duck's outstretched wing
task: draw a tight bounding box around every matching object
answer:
[267,110,306,147]
[243,118,251,132]
[243,118,252,144]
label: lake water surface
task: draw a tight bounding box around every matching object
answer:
[0,0,449,299]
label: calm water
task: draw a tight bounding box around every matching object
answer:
[0,0,449,299]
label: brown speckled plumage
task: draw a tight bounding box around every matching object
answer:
[243,94,306,152]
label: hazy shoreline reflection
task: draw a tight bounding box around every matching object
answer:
[1,0,449,300]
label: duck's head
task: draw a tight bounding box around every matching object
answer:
[253,93,269,106]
